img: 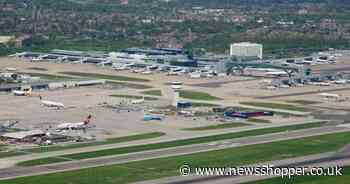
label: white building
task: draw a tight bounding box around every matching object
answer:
[230,42,263,59]
[1,130,45,141]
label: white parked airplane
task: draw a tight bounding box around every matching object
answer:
[131,97,145,104]
[279,84,290,88]
[123,63,135,67]
[189,72,201,79]
[333,80,347,84]
[5,67,17,72]
[309,82,331,86]
[147,65,158,70]
[132,69,145,73]
[0,120,19,132]
[266,86,277,90]
[30,58,43,62]
[167,71,180,76]
[39,95,65,109]
[264,71,288,77]
[8,52,23,57]
[295,60,314,65]
[116,66,129,71]
[319,93,340,99]
[56,115,92,131]
[141,70,153,75]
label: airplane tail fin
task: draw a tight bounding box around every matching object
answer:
[28,88,32,96]
[84,115,92,125]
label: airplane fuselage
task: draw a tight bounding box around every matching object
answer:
[41,100,64,108]
[56,122,85,130]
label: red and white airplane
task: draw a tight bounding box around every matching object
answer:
[56,115,92,131]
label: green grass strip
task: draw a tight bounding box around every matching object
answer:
[182,122,249,131]
[179,90,222,101]
[140,90,162,96]
[25,132,165,153]
[249,118,272,123]
[286,100,321,105]
[191,102,219,107]
[18,121,326,167]
[27,67,48,71]
[6,131,350,184]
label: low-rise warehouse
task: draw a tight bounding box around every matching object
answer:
[1,130,45,142]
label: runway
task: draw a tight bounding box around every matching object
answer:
[257,87,350,99]
[145,152,350,184]
[0,125,348,180]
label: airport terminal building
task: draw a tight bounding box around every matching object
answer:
[230,42,263,59]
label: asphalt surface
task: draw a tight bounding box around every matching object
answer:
[190,79,257,88]
[137,143,350,184]
[0,125,348,180]
[314,66,350,73]
[151,153,350,184]
[257,87,350,99]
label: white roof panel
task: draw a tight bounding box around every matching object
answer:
[2,130,45,139]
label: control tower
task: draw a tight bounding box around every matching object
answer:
[171,81,183,107]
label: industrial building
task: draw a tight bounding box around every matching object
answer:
[109,47,197,67]
[1,130,45,143]
[0,80,106,93]
[121,48,185,56]
[230,42,263,59]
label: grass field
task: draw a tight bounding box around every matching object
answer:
[179,90,222,101]
[182,122,249,131]
[23,73,75,81]
[240,102,311,112]
[0,151,27,158]
[191,102,219,107]
[106,81,153,89]
[140,90,162,96]
[286,100,321,105]
[59,72,150,82]
[6,131,350,184]
[110,94,158,101]
[25,132,165,153]
[248,118,272,123]
[246,166,350,184]
[26,67,48,71]
[18,121,327,166]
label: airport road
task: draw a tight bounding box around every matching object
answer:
[0,125,348,180]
